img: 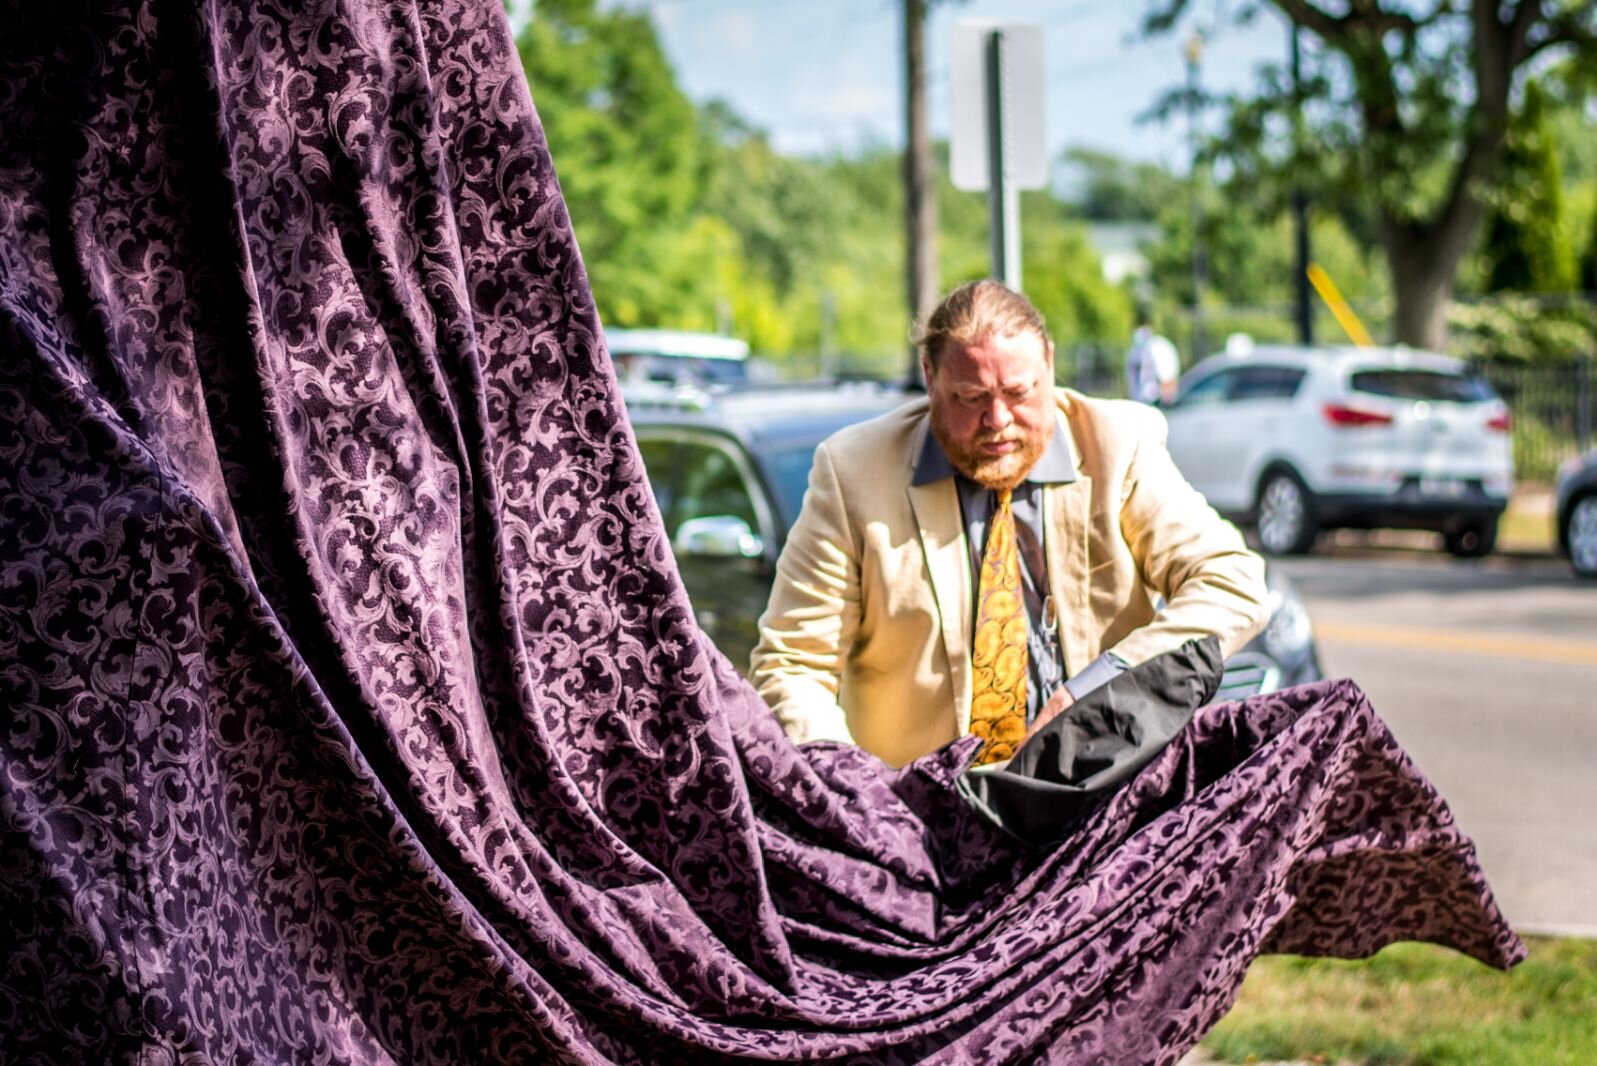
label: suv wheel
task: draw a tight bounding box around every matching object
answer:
[1443,517,1498,559]
[1567,493,1597,578]
[1256,469,1318,556]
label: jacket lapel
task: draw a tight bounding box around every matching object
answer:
[907,476,973,730]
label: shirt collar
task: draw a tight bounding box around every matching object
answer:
[911,411,1077,487]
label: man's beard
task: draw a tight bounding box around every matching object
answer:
[930,408,1052,490]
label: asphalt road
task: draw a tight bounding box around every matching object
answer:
[1274,551,1597,938]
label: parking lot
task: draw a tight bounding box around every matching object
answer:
[1275,549,1597,937]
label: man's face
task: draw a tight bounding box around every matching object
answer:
[923,330,1056,490]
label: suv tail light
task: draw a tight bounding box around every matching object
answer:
[1486,411,1512,433]
[1322,403,1393,428]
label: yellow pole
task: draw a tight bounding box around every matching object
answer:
[1306,263,1375,347]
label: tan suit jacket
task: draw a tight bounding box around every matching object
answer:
[750,388,1269,767]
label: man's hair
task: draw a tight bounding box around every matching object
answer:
[915,280,1051,370]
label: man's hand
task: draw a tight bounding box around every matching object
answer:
[1027,686,1074,740]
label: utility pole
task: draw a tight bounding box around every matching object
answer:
[904,0,937,382]
[1290,22,1314,345]
[1185,28,1207,361]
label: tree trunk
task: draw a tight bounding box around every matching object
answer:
[1383,188,1489,353]
[1388,254,1455,352]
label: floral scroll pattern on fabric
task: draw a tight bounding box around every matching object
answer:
[0,1,1524,1063]
[970,487,1030,765]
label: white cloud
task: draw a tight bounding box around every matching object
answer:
[712,10,759,52]
[795,83,895,125]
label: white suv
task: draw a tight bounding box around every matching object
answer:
[1162,345,1514,557]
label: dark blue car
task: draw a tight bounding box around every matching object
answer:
[1556,449,1597,578]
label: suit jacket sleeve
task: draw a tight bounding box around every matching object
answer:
[749,440,860,744]
[1107,407,1269,666]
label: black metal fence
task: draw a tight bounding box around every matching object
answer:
[1058,342,1127,398]
[1470,356,1595,483]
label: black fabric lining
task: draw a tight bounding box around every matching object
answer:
[958,636,1223,846]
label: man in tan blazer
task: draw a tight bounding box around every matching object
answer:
[750,281,1269,767]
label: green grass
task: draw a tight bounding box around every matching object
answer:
[1498,498,1557,554]
[1198,937,1597,1065]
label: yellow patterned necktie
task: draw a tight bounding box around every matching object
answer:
[970,487,1028,765]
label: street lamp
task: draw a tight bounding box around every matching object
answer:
[1185,28,1206,361]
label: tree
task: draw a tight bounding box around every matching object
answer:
[699,103,848,300]
[1144,1,1597,351]
[513,2,1129,372]
[516,0,715,326]
[1481,80,1578,293]
[1058,147,1184,223]
[1145,191,1388,346]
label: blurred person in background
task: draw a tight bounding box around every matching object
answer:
[1125,310,1181,405]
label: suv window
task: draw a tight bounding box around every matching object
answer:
[673,441,759,534]
[1350,369,1493,403]
[764,444,820,529]
[636,438,679,523]
[1230,366,1306,401]
[1174,369,1235,408]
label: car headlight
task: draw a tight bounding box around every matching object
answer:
[1261,592,1315,661]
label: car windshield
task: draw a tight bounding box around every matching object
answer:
[765,443,823,527]
[749,396,911,527]
[1349,369,1495,403]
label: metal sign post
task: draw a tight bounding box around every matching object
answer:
[952,21,1044,292]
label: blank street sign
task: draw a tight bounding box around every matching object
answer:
[950,21,1046,192]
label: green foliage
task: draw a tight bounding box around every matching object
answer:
[1481,82,1579,295]
[516,0,718,327]
[1449,295,1597,364]
[1143,190,1388,349]
[1058,148,1184,223]
[1547,60,1597,190]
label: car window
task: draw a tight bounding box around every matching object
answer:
[674,441,759,535]
[635,438,679,524]
[764,443,823,528]
[1349,369,1494,403]
[691,358,749,384]
[1173,369,1235,408]
[1230,366,1307,401]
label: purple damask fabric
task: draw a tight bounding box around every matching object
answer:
[0,1,1523,1063]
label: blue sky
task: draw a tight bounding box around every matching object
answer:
[589,0,1292,170]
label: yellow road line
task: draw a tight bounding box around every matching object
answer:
[1315,621,1597,667]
